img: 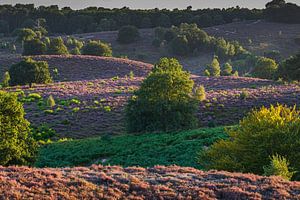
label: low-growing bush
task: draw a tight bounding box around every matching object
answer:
[47,37,69,55]
[117,25,140,44]
[2,71,10,87]
[81,40,112,56]
[194,85,206,101]
[206,57,221,77]
[252,57,278,79]
[23,38,47,55]
[277,53,300,81]
[9,57,52,87]
[198,104,300,180]
[263,154,295,181]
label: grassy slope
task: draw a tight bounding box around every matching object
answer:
[36,126,227,168]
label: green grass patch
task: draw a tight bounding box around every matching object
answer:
[35,126,227,168]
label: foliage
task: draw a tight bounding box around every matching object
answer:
[206,57,221,77]
[23,38,47,55]
[203,69,210,76]
[9,57,52,87]
[263,154,295,180]
[277,53,300,81]
[194,85,206,101]
[47,37,69,55]
[31,124,56,144]
[70,47,81,55]
[252,57,278,79]
[2,71,10,87]
[126,58,198,133]
[221,62,234,76]
[198,104,300,180]
[14,28,36,43]
[0,91,37,166]
[117,25,140,44]
[170,35,190,56]
[265,0,300,23]
[47,95,56,107]
[35,127,227,167]
[81,40,112,56]
[264,50,282,63]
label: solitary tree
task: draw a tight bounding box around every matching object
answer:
[207,57,221,77]
[126,58,198,133]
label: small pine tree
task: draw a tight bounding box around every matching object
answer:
[222,62,233,76]
[208,57,221,77]
[70,47,81,55]
[47,95,56,108]
[2,71,10,87]
[194,85,206,101]
[263,154,295,181]
[204,69,210,77]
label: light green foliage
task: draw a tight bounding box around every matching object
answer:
[252,57,278,79]
[9,58,52,87]
[81,40,112,57]
[70,47,81,55]
[117,25,140,44]
[31,124,56,145]
[222,62,234,76]
[27,93,42,100]
[47,95,56,108]
[263,154,295,180]
[129,71,134,79]
[47,37,69,55]
[207,57,221,77]
[35,127,227,168]
[194,85,206,101]
[0,91,37,166]
[277,53,300,81]
[2,71,10,87]
[126,57,198,133]
[204,69,210,76]
[23,38,47,55]
[199,104,300,180]
[14,28,37,43]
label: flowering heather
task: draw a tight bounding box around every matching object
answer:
[0,165,300,199]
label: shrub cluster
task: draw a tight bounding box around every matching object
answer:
[9,57,52,87]
[198,104,300,180]
[252,57,278,79]
[126,58,199,133]
[277,53,300,81]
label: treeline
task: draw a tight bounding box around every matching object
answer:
[0,4,262,35]
[264,0,300,23]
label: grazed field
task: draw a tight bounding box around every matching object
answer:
[2,55,299,138]
[1,165,300,199]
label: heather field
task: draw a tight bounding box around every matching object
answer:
[1,55,299,138]
[1,165,300,199]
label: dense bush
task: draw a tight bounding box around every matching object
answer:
[199,104,300,180]
[1,71,10,87]
[264,50,282,63]
[117,25,140,44]
[206,57,221,77]
[13,28,36,43]
[81,40,112,56]
[126,58,199,133]
[263,154,295,180]
[47,37,69,55]
[0,91,37,166]
[9,57,52,87]
[277,54,300,81]
[252,57,278,79]
[23,38,47,55]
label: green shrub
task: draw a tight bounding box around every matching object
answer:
[81,40,112,56]
[170,35,190,56]
[9,57,52,87]
[47,95,56,107]
[31,124,56,144]
[0,91,37,166]
[222,62,233,76]
[47,37,69,55]
[252,57,278,79]
[263,154,295,181]
[2,71,10,87]
[126,57,198,133]
[117,25,140,44]
[277,54,300,81]
[14,28,37,43]
[206,57,221,77]
[70,47,81,55]
[23,38,47,55]
[194,85,206,101]
[203,69,210,76]
[198,104,300,180]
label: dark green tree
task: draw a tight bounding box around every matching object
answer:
[47,37,69,55]
[23,38,47,55]
[81,40,112,56]
[117,25,140,44]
